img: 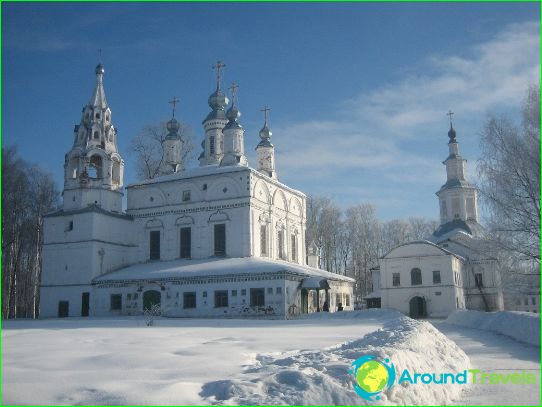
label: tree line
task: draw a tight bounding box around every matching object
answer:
[305,197,439,304]
[2,147,60,319]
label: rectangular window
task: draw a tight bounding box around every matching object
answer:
[110,294,122,310]
[277,229,284,259]
[276,287,282,295]
[203,291,207,298]
[214,290,228,308]
[267,287,273,294]
[345,295,350,307]
[183,292,196,309]
[435,291,442,296]
[209,136,215,155]
[149,230,160,260]
[214,224,226,257]
[241,289,247,296]
[531,297,536,305]
[291,234,297,262]
[250,288,265,307]
[180,227,191,259]
[232,290,237,297]
[475,273,483,287]
[66,220,74,231]
[433,270,441,284]
[182,190,191,202]
[392,273,400,287]
[260,225,267,256]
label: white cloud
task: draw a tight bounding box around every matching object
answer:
[274,20,540,216]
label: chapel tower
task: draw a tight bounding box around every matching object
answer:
[63,63,124,213]
[221,83,248,166]
[199,61,229,166]
[255,106,277,179]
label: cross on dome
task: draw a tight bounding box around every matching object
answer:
[212,60,226,90]
[169,96,180,118]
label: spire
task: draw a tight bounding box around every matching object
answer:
[447,110,457,143]
[164,97,182,173]
[257,105,273,147]
[205,61,229,121]
[221,82,247,166]
[90,62,108,109]
[225,82,241,129]
[256,105,277,179]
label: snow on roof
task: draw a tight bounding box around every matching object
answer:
[94,257,354,284]
[127,164,305,197]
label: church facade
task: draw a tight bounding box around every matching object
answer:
[369,121,504,318]
[39,63,353,318]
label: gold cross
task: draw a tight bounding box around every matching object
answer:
[169,96,180,117]
[212,60,226,88]
[261,105,271,125]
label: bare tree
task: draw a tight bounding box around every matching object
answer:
[130,121,195,180]
[478,84,540,264]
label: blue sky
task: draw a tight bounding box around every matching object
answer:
[3,2,540,221]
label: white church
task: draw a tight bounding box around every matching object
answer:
[39,62,354,318]
[366,120,504,318]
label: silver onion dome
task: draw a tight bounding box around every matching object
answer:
[95,63,105,75]
[208,88,229,110]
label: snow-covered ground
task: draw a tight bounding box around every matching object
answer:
[2,311,388,405]
[2,309,539,406]
[431,318,540,406]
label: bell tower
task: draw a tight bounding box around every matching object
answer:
[255,105,277,179]
[436,111,479,226]
[63,63,124,213]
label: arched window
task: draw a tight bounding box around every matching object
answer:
[88,155,103,179]
[93,131,99,139]
[411,268,422,285]
[260,224,267,256]
[112,158,120,184]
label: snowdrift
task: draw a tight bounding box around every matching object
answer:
[200,310,470,405]
[446,310,540,347]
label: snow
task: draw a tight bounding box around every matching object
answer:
[2,311,386,405]
[94,256,354,283]
[200,310,470,405]
[5,309,537,406]
[446,309,540,347]
[431,319,540,406]
[3,310,469,406]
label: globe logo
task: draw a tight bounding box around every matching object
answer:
[350,355,396,401]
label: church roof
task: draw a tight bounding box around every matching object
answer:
[381,239,464,261]
[93,257,354,284]
[44,203,132,220]
[437,178,475,193]
[431,218,484,242]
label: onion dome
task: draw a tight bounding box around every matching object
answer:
[95,63,105,75]
[448,124,457,143]
[208,88,229,110]
[165,117,181,140]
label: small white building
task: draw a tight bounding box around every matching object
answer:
[370,121,504,318]
[40,62,353,318]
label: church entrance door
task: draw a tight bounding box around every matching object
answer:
[143,290,161,311]
[301,289,308,314]
[409,296,427,318]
